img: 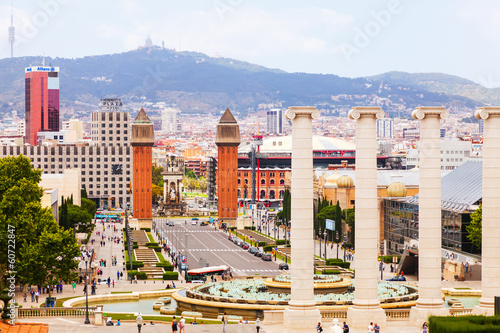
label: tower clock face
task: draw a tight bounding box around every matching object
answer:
[111,164,123,175]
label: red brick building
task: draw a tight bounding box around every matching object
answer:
[216,108,240,226]
[131,108,155,228]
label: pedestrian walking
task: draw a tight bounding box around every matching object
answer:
[222,311,228,333]
[368,322,374,333]
[72,282,76,293]
[171,316,178,333]
[374,323,380,333]
[35,290,39,303]
[179,316,185,333]
[256,317,261,333]
[421,322,428,333]
[316,322,323,332]
[342,321,350,333]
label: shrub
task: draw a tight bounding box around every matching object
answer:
[244,226,256,230]
[146,242,159,247]
[257,241,266,247]
[140,227,151,232]
[429,315,500,333]
[322,270,341,275]
[336,262,351,269]
[275,239,289,245]
[156,262,174,271]
[149,246,162,252]
[380,255,400,264]
[127,270,148,280]
[326,259,343,265]
[133,241,138,246]
[263,245,274,252]
[163,272,179,280]
[125,261,144,269]
[133,244,138,249]
[342,243,353,249]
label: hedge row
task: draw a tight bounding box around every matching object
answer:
[275,239,289,245]
[140,227,151,232]
[322,270,341,275]
[146,242,159,247]
[257,241,266,247]
[429,316,500,333]
[149,246,162,252]
[263,245,274,252]
[125,261,144,269]
[244,226,256,230]
[163,272,179,280]
[379,255,400,264]
[325,259,350,269]
[127,270,148,280]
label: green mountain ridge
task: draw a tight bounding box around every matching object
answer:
[0,49,494,117]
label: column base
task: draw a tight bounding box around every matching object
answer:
[472,297,495,316]
[129,218,152,230]
[410,299,449,325]
[283,303,321,333]
[347,301,386,330]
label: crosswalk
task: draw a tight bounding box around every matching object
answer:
[187,248,247,252]
[232,268,282,272]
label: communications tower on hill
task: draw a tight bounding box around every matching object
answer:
[8,1,15,58]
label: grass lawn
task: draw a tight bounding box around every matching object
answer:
[147,232,155,243]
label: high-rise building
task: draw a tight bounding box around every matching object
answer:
[161,107,181,134]
[91,98,130,147]
[25,66,60,145]
[216,108,240,226]
[266,109,283,134]
[376,118,394,138]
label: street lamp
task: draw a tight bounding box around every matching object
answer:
[136,313,143,333]
[319,234,322,258]
[84,257,90,324]
[336,231,339,260]
[324,230,327,262]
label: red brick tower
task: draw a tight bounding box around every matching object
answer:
[216,108,241,227]
[131,108,155,229]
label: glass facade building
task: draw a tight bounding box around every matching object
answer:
[25,66,60,145]
[383,198,475,255]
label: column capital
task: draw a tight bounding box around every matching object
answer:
[285,106,320,120]
[348,107,384,120]
[412,106,449,120]
[475,107,500,120]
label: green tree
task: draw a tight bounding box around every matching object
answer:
[344,207,355,247]
[185,167,197,179]
[317,205,336,236]
[0,156,80,290]
[152,184,163,204]
[152,165,164,186]
[466,204,482,250]
[66,204,92,227]
[334,201,343,242]
[18,228,79,298]
[81,186,88,199]
[81,197,97,217]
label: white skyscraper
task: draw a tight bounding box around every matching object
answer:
[266,108,283,134]
[162,107,181,134]
[376,118,394,138]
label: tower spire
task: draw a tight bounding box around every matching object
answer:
[8,0,15,58]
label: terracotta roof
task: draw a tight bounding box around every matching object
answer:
[219,108,237,124]
[133,108,152,124]
[0,322,49,333]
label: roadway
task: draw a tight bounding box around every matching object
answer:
[156,218,283,276]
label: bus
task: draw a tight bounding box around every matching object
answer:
[186,265,231,283]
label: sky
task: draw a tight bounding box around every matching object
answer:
[1,0,500,87]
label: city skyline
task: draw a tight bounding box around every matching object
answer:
[0,1,500,87]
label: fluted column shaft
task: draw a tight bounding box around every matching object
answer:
[350,107,384,305]
[286,106,319,306]
[413,107,448,306]
[475,107,500,313]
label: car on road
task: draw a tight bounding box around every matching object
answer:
[168,220,175,226]
[254,251,264,257]
[228,235,234,240]
[241,243,250,250]
[192,220,197,225]
[262,254,272,261]
[279,263,289,270]
[200,221,207,226]
[386,275,406,282]
[248,247,258,254]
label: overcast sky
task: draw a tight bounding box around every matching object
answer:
[2,0,500,87]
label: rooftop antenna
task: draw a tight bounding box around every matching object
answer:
[8,0,15,58]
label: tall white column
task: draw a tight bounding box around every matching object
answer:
[283,106,321,332]
[473,107,500,316]
[347,107,386,329]
[410,107,449,324]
